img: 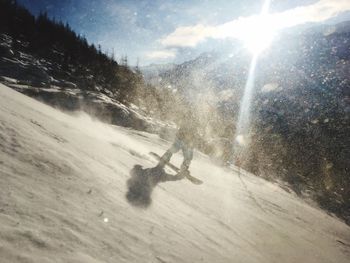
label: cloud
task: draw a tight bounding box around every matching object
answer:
[145,49,177,59]
[160,24,217,47]
[159,0,350,48]
[270,0,350,28]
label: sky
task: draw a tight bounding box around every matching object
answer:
[17,0,350,66]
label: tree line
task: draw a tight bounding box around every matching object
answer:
[0,0,142,102]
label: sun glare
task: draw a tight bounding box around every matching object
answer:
[237,15,276,55]
[233,0,276,55]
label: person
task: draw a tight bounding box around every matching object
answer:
[157,109,199,175]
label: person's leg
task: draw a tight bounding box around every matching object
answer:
[158,139,180,167]
[180,144,193,173]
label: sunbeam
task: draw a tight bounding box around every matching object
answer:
[233,0,272,164]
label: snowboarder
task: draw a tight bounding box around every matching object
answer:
[157,109,199,175]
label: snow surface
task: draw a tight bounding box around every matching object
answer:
[0,83,349,263]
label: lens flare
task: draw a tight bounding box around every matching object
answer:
[239,16,275,55]
[233,0,271,163]
[239,0,274,55]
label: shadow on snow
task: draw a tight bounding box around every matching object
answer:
[126,165,183,208]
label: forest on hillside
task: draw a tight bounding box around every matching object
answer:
[0,0,143,102]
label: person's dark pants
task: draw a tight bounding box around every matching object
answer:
[160,138,193,171]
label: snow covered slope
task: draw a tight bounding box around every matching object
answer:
[0,83,349,263]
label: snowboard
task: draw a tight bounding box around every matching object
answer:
[149,152,203,185]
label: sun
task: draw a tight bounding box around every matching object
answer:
[237,14,276,55]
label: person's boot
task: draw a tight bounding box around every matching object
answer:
[179,163,189,176]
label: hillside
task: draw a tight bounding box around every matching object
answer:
[0,0,175,134]
[1,83,350,262]
[0,0,140,100]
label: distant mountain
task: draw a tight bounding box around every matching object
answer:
[310,20,350,35]
[150,21,350,95]
[140,63,177,85]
